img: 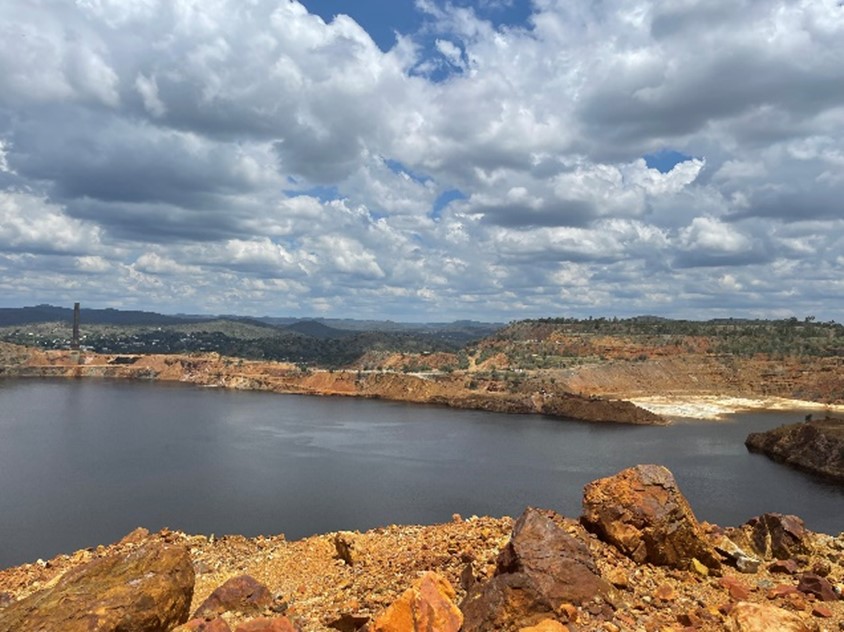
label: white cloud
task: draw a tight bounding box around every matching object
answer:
[0,0,843,319]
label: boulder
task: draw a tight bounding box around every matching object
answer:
[496,507,612,606]
[744,513,809,560]
[0,541,194,632]
[725,601,817,632]
[370,572,462,632]
[462,508,612,632]
[580,464,721,570]
[796,573,839,602]
[194,575,273,619]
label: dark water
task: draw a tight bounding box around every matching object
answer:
[0,379,841,568]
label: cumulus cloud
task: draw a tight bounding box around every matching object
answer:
[0,0,842,319]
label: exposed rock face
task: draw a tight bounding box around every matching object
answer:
[746,417,844,481]
[726,601,818,632]
[580,464,721,570]
[0,541,194,632]
[193,575,273,619]
[743,513,809,560]
[461,508,612,632]
[370,572,462,632]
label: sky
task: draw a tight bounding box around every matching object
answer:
[1,1,843,322]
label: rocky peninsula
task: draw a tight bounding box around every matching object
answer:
[1,465,842,632]
[746,416,844,482]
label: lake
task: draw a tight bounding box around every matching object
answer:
[0,378,841,569]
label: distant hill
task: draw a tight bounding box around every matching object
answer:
[282,320,355,339]
[0,305,203,327]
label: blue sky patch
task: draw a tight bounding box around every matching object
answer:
[283,185,341,202]
[644,149,694,173]
[432,189,467,219]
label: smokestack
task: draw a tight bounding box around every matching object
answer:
[71,302,80,350]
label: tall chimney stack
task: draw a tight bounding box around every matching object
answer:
[71,302,80,350]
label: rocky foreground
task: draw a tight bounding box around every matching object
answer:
[746,416,844,482]
[1,465,842,632]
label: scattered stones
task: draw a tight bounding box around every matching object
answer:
[370,572,462,632]
[193,575,273,619]
[797,574,839,602]
[581,464,722,570]
[726,601,817,631]
[0,541,194,632]
[744,514,809,560]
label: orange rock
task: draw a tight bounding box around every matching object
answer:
[726,601,818,632]
[581,465,721,571]
[234,616,298,632]
[719,577,750,601]
[655,583,676,602]
[518,619,569,632]
[370,572,462,632]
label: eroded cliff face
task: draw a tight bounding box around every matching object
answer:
[746,417,844,481]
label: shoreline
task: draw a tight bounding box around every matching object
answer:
[629,395,844,421]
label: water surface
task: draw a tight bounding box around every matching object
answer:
[0,378,841,568]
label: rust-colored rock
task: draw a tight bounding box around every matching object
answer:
[797,573,839,602]
[719,577,750,601]
[769,559,800,575]
[234,616,298,632]
[462,508,612,632]
[0,541,194,632]
[370,572,462,632]
[580,464,721,570]
[496,508,612,605]
[725,601,818,632]
[194,575,273,619]
[744,513,809,560]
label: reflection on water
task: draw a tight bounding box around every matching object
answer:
[0,378,841,568]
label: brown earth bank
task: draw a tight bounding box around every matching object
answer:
[1,465,842,632]
[746,416,844,482]
[0,343,664,425]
